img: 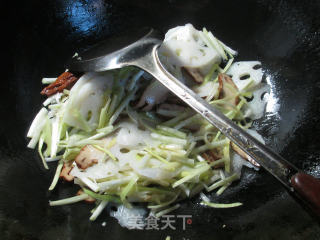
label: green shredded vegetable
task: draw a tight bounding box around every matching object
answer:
[201,201,242,208]
[120,176,139,201]
[49,194,89,206]
[48,159,64,191]
[92,144,117,161]
[83,188,122,203]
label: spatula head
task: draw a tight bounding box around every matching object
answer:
[67,27,162,72]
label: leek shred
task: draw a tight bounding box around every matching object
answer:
[201,201,243,208]
[83,188,122,203]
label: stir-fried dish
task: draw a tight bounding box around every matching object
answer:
[27,24,268,223]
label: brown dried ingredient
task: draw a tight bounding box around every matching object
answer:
[75,145,100,169]
[182,67,204,83]
[77,189,96,203]
[40,71,79,97]
[218,73,240,106]
[59,161,74,182]
[202,149,224,169]
[230,142,260,167]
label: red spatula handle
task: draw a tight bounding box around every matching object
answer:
[291,172,320,216]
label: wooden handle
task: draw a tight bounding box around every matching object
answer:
[290,172,320,216]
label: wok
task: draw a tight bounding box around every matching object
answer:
[1,0,320,239]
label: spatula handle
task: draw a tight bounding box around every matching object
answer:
[291,172,320,216]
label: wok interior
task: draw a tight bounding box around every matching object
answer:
[1,0,319,239]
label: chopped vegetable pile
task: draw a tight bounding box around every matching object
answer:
[27,24,268,224]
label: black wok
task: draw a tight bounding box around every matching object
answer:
[1,0,320,239]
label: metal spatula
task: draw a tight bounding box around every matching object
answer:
[67,28,320,217]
